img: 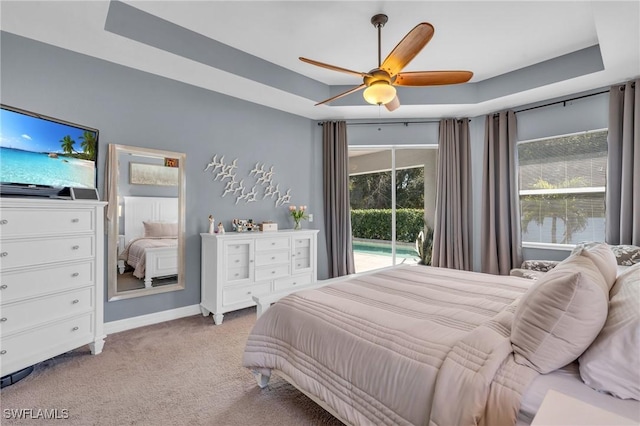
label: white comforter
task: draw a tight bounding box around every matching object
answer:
[243,265,539,426]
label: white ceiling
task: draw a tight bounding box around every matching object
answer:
[1,1,639,120]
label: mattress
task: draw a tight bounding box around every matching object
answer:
[516,362,640,425]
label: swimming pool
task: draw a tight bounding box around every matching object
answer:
[352,240,418,259]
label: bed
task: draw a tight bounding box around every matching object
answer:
[243,243,640,426]
[118,196,178,288]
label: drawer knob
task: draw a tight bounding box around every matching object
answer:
[0,318,7,322]
[234,273,239,277]
[72,245,80,250]
[250,260,254,263]
[72,326,79,331]
[0,350,6,355]
[271,242,276,246]
[271,271,276,274]
[235,259,240,263]
[72,299,79,304]
[0,285,7,290]
[247,291,252,295]
[293,282,297,286]
[71,218,80,223]
[0,219,7,225]
[271,256,276,260]
[72,272,79,277]
[0,252,7,257]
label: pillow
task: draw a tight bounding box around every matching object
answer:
[143,221,178,238]
[511,254,609,374]
[579,263,640,400]
[610,245,640,266]
[573,243,618,290]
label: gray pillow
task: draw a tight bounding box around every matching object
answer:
[143,221,178,238]
[511,254,609,374]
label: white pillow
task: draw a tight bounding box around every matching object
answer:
[511,254,609,374]
[579,263,640,400]
[574,243,618,290]
[143,221,178,238]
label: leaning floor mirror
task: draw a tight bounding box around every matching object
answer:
[106,144,186,301]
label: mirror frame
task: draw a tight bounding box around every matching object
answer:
[107,144,186,301]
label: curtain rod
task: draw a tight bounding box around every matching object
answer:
[512,90,609,115]
[316,119,465,126]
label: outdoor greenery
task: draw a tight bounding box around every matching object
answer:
[350,167,424,209]
[59,130,97,161]
[351,209,424,243]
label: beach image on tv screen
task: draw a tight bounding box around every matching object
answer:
[0,108,97,188]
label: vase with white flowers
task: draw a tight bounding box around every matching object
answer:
[288,205,308,230]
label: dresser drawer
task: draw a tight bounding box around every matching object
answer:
[294,238,311,248]
[226,266,250,282]
[223,282,270,306]
[0,236,94,269]
[0,208,93,237]
[293,257,311,270]
[0,261,93,303]
[227,253,250,268]
[226,243,250,254]
[255,237,290,251]
[255,264,290,281]
[274,273,313,291]
[255,250,289,267]
[1,287,93,336]
[0,313,93,375]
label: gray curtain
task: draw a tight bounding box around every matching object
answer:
[481,110,523,275]
[323,121,355,277]
[606,79,639,245]
[432,118,472,270]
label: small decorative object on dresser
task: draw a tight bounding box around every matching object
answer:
[0,198,107,379]
[208,215,215,234]
[200,229,318,325]
[288,205,308,230]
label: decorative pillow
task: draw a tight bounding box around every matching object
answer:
[520,260,560,273]
[610,245,640,266]
[511,254,609,374]
[509,268,545,280]
[579,263,640,400]
[143,221,178,238]
[572,243,618,290]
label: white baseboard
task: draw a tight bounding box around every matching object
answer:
[104,304,201,335]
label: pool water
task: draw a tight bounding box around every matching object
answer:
[352,240,418,259]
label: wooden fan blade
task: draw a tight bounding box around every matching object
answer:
[381,23,434,77]
[315,84,366,106]
[385,95,400,112]
[394,71,473,86]
[299,57,371,78]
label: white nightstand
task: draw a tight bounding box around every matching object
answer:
[532,390,637,426]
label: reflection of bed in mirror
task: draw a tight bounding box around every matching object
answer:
[118,196,178,288]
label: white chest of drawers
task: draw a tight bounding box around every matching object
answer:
[0,198,107,376]
[200,230,318,324]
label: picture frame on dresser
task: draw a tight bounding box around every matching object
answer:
[0,198,107,380]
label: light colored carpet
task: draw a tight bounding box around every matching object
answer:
[0,308,342,425]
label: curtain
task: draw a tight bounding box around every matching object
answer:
[432,118,472,270]
[481,110,523,275]
[323,121,355,277]
[606,79,639,245]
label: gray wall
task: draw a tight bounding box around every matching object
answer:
[0,32,325,322]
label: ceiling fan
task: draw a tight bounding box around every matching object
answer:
[300,14,473,111]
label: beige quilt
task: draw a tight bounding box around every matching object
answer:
[243,265,539,426]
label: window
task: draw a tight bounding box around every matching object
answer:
[518,129,607,245]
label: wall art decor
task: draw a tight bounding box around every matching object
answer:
[204,155,293,206]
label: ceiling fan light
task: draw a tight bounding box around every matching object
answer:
[363,81,396,105]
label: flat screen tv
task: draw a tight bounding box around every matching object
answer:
[0,104,99,197]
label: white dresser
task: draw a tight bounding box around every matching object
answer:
[200,229,319,324]
[0,198,107,376]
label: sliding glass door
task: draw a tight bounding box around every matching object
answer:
[349,146,436,273]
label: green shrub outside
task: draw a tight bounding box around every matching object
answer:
[351,209,424,243]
